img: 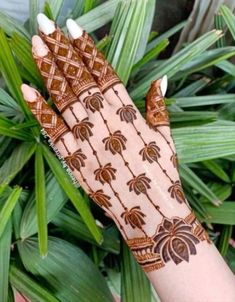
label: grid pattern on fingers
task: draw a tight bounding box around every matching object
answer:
[34,52,78,113]
[73,31,121,92]
[27,95,69,143]
[40,28,97,97]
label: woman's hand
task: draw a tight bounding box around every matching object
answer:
[21,13,235,302]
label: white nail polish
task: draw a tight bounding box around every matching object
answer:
[32,35,49,57]
[21,84,38,102]
[66,19,84,39]
[160,75,168,97]
[37,13,55,35]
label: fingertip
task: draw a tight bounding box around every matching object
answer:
[32,35,49,57]
[66,19,84,39]
[37,13,55,35]
[160,75,168,97]
[21,84,38,102]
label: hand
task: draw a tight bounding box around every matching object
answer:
[21,13,210,273]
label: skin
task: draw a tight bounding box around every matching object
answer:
[21,14,235,302]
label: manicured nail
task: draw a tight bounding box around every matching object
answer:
[32,35,49,57]
[37,13,55,35]
[21,84,38,102]
[160,75,168,97]
[66,19,84,39]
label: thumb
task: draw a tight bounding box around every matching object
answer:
[145,75,169,127]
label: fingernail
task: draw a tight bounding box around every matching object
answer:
[21,84,38,102]
[32,35,49,57]
[66,19,84,39]
[37,13,55,35]
[160,75,168,97]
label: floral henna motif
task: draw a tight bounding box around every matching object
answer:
[121,206,146,232]
[102,130,127,155]
[72,117,94,141]
[126,211,211,272]
[64,148,87,171]
[83,91,104,112]
[89,189,112,208]
[153,217,199,265]
[139,142,161,163]
[94,163,116,185]
[168,180,186,204]
[116,104,137,123]
[127,173,151,195]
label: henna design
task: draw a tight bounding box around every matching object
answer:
[26,93,69,143]
[94,163,116,185]
[72,31,121,92]
[121,206,147,236]
[89,189,112,208]
[64,149,87,170]
[40,27,97,97]
[72,117,94,141]
[168,180,186,204]
[116,104,137,123]
[153,217,199,265]
[139,142,161,163]
[102,130,127,155]
[84,91,104,112]
[126,211,211,272]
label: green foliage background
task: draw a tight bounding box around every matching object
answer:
[0,1,235,301]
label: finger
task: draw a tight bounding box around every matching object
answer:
[37,14,108,108]
[145,76,170,128]
[32,35,88,130]
[66,19,133,108]
[21,84,92,191]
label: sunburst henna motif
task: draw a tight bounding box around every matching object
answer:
[116,104,137,123]
[139,142,161,163]
[121,206,146,230]
[84,91,104,112]
[102,130,127,155]
[127,173,151,195]
[168,180,186,203]
[94,163,116,184]
[89,189,112,208]
[64,149,87,171]
[72,117,94,141]
[153,217,200,265]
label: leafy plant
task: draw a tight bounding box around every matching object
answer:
[0,1,235,301]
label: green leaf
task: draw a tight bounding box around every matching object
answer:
[20,171,67,239]
[107,0,147,84]
[43,2,55,20]
[29,0,39,35]
[132,39,169,75]
[0,11,30,39]
[35,144,48,257]
[218,225,233,257]
[0,218,11,302]
[200,182,232,203]
[9,266,59,302]
[0,186,22,237]
[0,117,31,141]
[84,0,97,14]
[0,142,36,185]
[216,60,235,77]
[0,29,30,117]
[170,111,217,123]
[47,0,64,20]
[201,160,230,182]
[219,5,235,40]
[42,144,102,244]
[214,13,226,47]
[203,202,235,225]
[172,77,210,97]
[173,122,235,163]
[130,29,223,99]
[52,207,120,254]
[71,0,120,33]
[18,236,114,302]
[173,94,235,107]
[174,47,235,78]
[121,241,151,302]
[179,165,221,206]
[0,88,23,120]
[146,20,187,52]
